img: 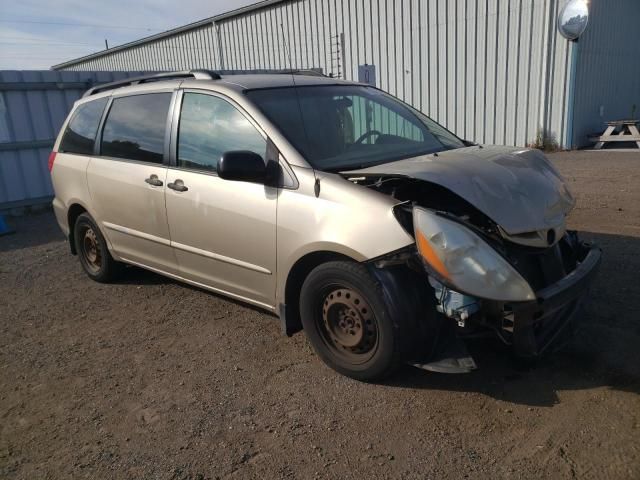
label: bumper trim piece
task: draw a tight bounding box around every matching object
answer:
[511,244,601,357]
[537,245,602,312]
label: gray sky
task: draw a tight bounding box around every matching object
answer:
[0,0,257,70]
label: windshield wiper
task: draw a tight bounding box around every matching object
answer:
[326,163,371,172]
[331,148,449,173]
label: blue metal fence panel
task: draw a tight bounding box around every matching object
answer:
[0,70,147,209]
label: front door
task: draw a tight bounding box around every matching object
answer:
[87,91,179,274]
[164,91,277,308]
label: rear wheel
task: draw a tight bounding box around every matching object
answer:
[300,261,403,381]
[74,213,121,282]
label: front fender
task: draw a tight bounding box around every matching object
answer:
[275,167,414,307]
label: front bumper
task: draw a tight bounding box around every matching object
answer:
[510,243,601,357]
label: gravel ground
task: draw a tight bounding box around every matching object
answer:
[1,150,639,479]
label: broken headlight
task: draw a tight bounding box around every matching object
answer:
[413,207,535,302]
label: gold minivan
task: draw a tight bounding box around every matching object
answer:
[50,70,600,380]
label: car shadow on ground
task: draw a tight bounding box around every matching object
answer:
[116,264,179,286]
[386,337,640,407]
[111,229,640,407]
[385,231,640,406]
[117,265,273,316]
[2,216,639,407]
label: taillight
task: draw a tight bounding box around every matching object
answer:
[48,151,57,172]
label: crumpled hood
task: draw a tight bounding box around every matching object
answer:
[342,145,575,235]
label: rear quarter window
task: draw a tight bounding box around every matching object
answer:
[59,97,108,155]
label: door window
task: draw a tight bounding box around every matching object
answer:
[177,93,266,172]
[101,93,172,164]
[59,97,108,155]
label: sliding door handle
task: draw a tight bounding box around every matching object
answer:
[167,179,188,192]
[145,174,163,187]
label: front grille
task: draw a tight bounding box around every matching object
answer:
[503,232,580,291]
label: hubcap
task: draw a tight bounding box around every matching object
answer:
[321,288,377,356]
[82,227,102,272]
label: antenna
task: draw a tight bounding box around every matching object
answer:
[280,23,297,85]
[280,23,317,194]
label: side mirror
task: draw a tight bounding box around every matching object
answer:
[217,150,266,183]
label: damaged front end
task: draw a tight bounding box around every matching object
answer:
[407,206,601,361]
[348,151,601,371]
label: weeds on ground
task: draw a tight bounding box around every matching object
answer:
[527,128,560,152]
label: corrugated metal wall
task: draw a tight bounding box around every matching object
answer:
[56,0,576,148]
[0,70,146,209]
[572,0,640,147]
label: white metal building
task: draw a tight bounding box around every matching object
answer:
[52,0,640,149]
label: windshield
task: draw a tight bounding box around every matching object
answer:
[246,85,465,171]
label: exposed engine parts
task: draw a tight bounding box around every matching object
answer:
[428,277,480,328]
[351,170,599,368]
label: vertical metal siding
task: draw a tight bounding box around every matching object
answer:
[0,71,147,208]
[53,0,577,147]
[572,0,640,147]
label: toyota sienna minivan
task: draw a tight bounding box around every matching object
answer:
[50,70,600,380]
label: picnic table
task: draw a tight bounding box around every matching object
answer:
[590,120,640,149]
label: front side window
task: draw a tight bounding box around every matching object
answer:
[246,85,465,171]
[177,93,266,172]
[59,97,108,155]
[101,93,172,164]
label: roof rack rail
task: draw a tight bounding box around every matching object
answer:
[277,69,327,77]
[83,69,221,97]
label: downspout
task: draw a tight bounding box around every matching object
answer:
[215,22,225,70]
[538,0,555,141]
[564,40,580,149]
[340,32,346,80]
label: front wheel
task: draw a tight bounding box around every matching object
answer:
[299,261,403,381]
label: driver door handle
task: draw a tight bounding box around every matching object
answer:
[167,179,188,192]
[145,174,163,187]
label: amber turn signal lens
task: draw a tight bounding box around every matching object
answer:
[416,229,451,282]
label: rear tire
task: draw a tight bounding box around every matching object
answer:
[299,261,403,381]
[74,213,121,283]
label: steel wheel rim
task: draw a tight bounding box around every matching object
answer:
[319,287,378,364]
[81,227,102,273]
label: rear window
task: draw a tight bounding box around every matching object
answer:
[59,97,108,155]
[101,93,172,164]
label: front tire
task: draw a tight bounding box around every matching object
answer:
[299,261,403,381]
[74,213,121,283]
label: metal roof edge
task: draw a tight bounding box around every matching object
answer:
[212,0,287,22]
[51,0,288,70]
[51,17,216,69]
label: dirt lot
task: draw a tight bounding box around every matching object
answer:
[1,150,639,479]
